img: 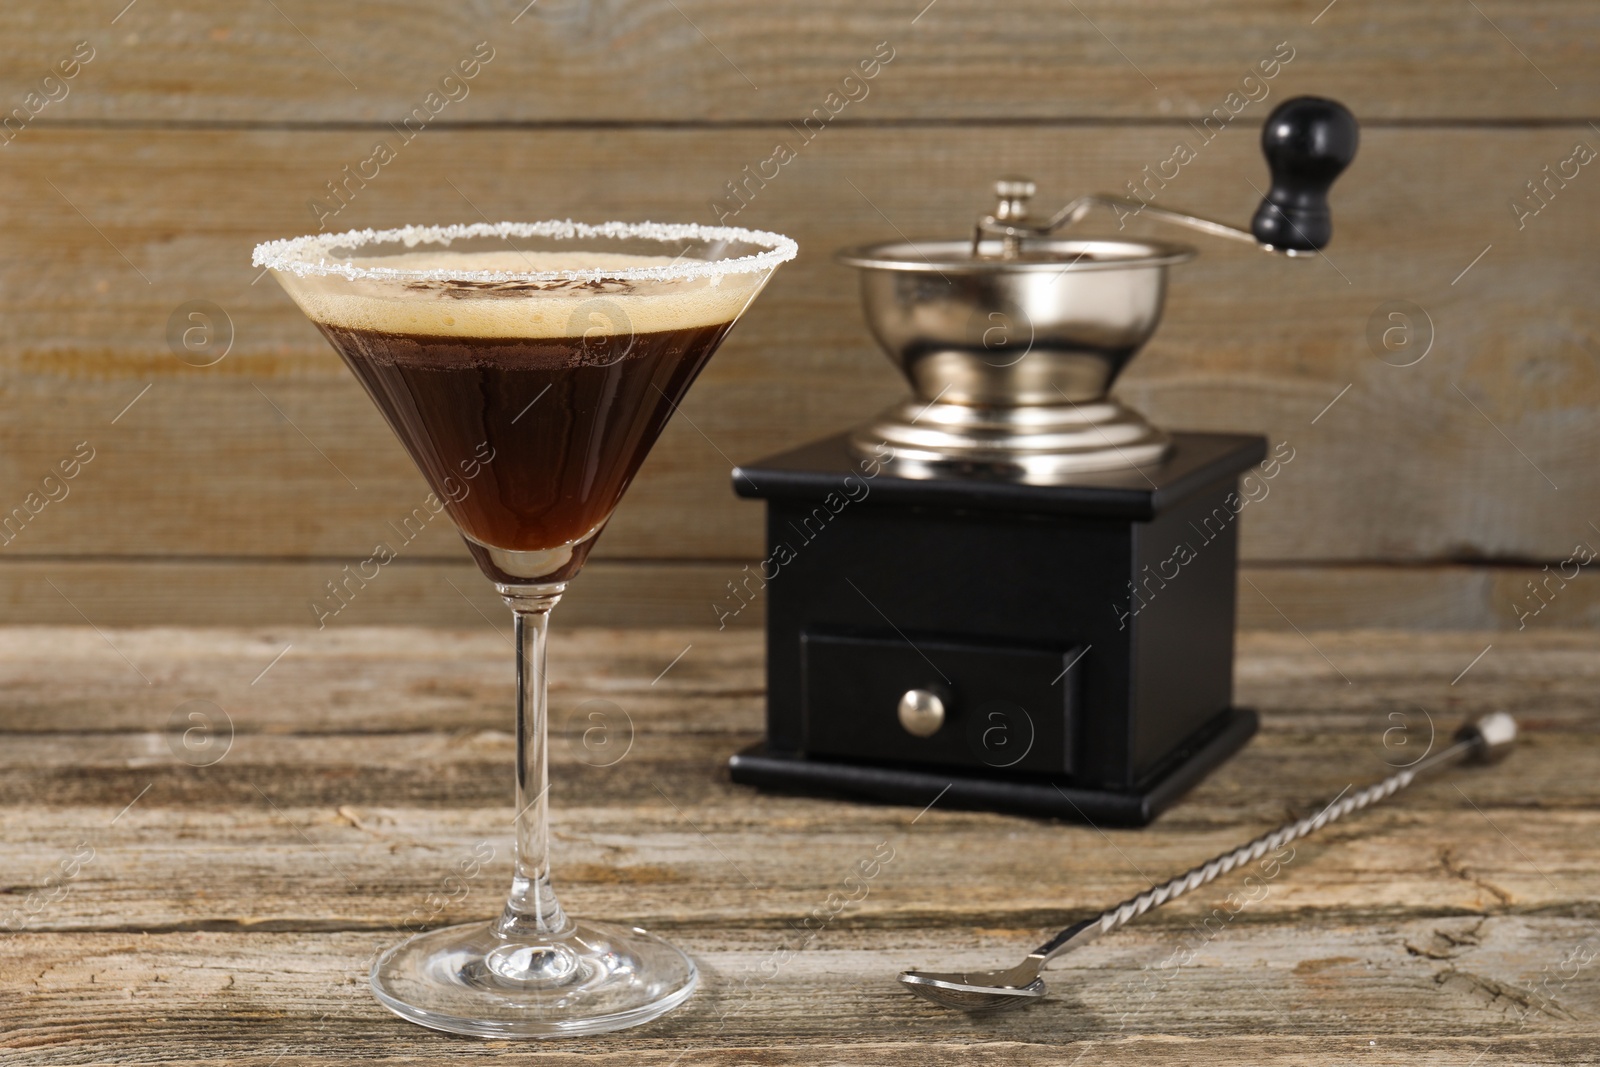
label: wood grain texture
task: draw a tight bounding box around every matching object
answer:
[0,626,1596,1063]
[0,1,1592,122]
[0,558,758,629]
[0,560,1596,630]
[0,127,1596,571]
[0,2,1592,627]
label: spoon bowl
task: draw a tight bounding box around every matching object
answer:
[899,969,1047,1012]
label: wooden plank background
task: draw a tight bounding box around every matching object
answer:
[0,1,1594,628]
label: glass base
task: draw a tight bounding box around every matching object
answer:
[370,918,697,1038]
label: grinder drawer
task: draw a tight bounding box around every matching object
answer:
[800,629,1079,774]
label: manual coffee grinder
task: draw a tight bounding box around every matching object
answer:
[729,97,1358,825]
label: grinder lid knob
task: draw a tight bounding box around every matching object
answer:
[993,177,1037,222]
[1250,96,1359,252]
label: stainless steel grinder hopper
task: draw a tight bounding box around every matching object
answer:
[837,96,1358,483]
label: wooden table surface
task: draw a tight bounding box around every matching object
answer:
[2,625,1596,1064]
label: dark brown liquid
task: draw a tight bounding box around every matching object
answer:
[319,320,734,581]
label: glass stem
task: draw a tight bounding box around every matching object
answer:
[495,583,573,941]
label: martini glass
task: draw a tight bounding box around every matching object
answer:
[253,220,796,1037]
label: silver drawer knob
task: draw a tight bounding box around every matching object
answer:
[897,688,946,738]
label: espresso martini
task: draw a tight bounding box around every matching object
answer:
[255,221,796,1038]
[295,249,763,583]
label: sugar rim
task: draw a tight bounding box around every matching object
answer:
[251,220,799,283]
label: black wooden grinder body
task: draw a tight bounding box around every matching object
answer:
[727,432,1267,826]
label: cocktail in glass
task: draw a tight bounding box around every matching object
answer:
[253,220,797,1037]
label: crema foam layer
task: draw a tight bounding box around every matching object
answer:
[283,250,764,339]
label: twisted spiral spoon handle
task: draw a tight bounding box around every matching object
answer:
[1029,711,1518,965]
[1095,766,1413,934]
